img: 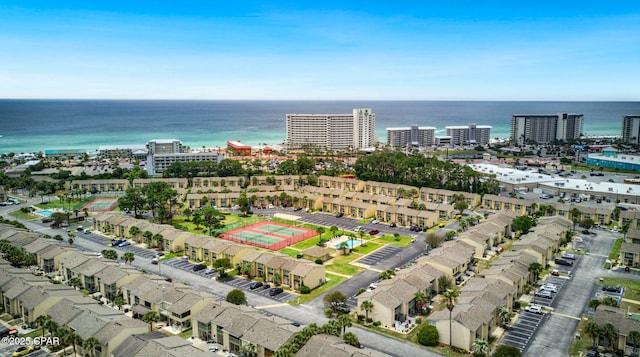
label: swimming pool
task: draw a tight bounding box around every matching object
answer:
[334,239,363,249]
[38,210,54,217]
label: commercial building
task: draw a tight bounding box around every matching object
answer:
[622,115,640,145]
[386,125,436,148]
[511,113,583,145]
[97,145,148,159]
[146,139,183,155]
[285,108,376,150]
[586,149,640,172]
[226,140,252,156]
[445,124,492,146]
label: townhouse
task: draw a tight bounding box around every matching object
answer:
[621,229,640,267]
[417,240,476,284]
[429,299,497,351]
[193,301,300,357]
[112,333,211,357]
[594,305,640,356]
[68,179,129,193]
[295,334,393,357]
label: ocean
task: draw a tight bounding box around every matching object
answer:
[1,100,639,155]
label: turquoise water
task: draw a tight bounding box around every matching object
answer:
[38,210,53,216]
[334,239,363,249]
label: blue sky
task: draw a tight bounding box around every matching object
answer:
[1,1,639,100]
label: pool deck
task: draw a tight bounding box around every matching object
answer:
[328,235,362,249]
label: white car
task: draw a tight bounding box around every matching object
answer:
[540,284,558,293]
[525,305,543,314]
[208,345,219,352]
[354,226,362,232]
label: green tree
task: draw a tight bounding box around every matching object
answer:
[584,321,601,348]
[142,311,159,332]
[316,226,325,239]
[142,230,153,247]
[417,324,439,346]
[492,345,522,357]
[83,336,100,357]
[342,331,360,347]
[153,233,164,249]
[337,314,352,336]
[588,299,601,311]
[472,338,490,357]
[528,262,543,282]
[68,277,82,289]
[443,289,460,347]
[497,306,513,327]
[65,331,83,357]
[113,296,126,310]
[101,249,118,260]
[512,215,536,234]
[324,291,347,314]
[414,290,429,314]
[122,252,135,265]
[329,225,339,238]
[580,218,595,230]
[425,233,443,249]
[360,300,374,322]
[627,330,640,357]
[118,187,146,218]
[226,289,247,305]
[128,225,140,240]
[338,241,349,255]
[44,319,58,337]
[35,315,50,338]
[570,207,582,231]
[240,342,257,357]
[454,200,468,214]
[600,322,618,348]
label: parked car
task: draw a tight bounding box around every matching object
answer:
[111,239,124,246]
[389,223,397,228]
[118,241,131,247]
[204,267,216,275]
[153,252,165,258]
[151,258,159,265]
[551,269,560,276]
[602,285,622,293]
[586,350,600,357]
[540,284,558,293]
[208,345,219,352]
[554,258,573,266]
[262,283,271,289]
[269,287,284,296]
[562,253,576,260]
[13,346,35,357]
[370,219,378,224]
[354,226,362,232]
[336,305,351,314]
[192,264,207,272]
[83,229,91,234]
[524,305,543,314]
[249,282,263,289]
[335,212,344,218]
[535,290,553,299]
[368,230,379,235]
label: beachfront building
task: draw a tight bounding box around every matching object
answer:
[146,139,183,155]
[226,140,252,156]
[622,115,640,145]
[586,149,640,173]
[285,108,376,150]
[445,123,492,146]
[147,152,223,175]
[386,125,436,148]
[511,113,583,145]
[97,144,148,159]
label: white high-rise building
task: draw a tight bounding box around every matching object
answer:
[286,108,376,150]
[511,113,583,145]
[445,124,492,145]
[386,125,436,148]
[622,115,640,145]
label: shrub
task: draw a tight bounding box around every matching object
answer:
[416,318,422,324]
[417,324,439,346]
[315,259,323,265]
[324,308,334,318]
[357,314,365,322]
[299,285,311,294]
[373,321,381,327]
[226,289,247,305]
[356,287,366,296]
[366,317,373,323]
[296,253,304,259]
[514,301,521,310]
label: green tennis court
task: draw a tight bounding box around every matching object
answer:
[84,198,118,211]
[252,223,307,236]
[229,231,283,245]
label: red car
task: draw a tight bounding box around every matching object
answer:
[369,230,379,235]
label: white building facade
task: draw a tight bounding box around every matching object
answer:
[511,113,583,145]
[386,125,436,148]
[445,124,492,145]
[286,108,376,150]
[622,115,640,145]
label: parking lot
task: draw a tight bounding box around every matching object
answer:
[354,245,402,266]
[0,345,52,357]
[500,310,547,352]
[530,275,569,307]
[223,277,296,303]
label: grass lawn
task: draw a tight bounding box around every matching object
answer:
[178,328,193,339]
[292,236,322,250]
[278,247,301,258]
[35,197,100,211]
[351,241,382,255]
[621,301,640,314]
[325,255,363,276]
[296,273,347,305]
[601,277,640,301]
[374,234,414,247]
[160,252,183,261]
[608,238,624,261]
[9,211,39,220]
[569,317,596,357]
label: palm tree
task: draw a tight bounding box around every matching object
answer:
[600,323,618,349]
[56,327,70,353]
[122,252,135,265]
[142,311,159,332]
[82,207,89,220]
[584,321,601,348]
[627,330,640,357]
[337,314,352,336]
[343,331,360,347]
[414,290,428,314]
[142,230,153,247]
[570,207,581,231]
[528,262,543,282]
[113,296,126,310]
[497,306,512,327]
[68,277,82,289]
[129,226,140,240]
[83,337,100,357]
[153,233,163,249]
[272,273,281,286]
[65,331,83,357]
[589,299,602,311]
[360,300,374,322]
[315,227,325,239]
[44,319,58,337]
[330,225,339,238]
[472,338,490,357]
[34,315,50,337]
[338,241,349,255]
[459,220,467,231]
[443,289,460,347]
[240,342,257,357]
